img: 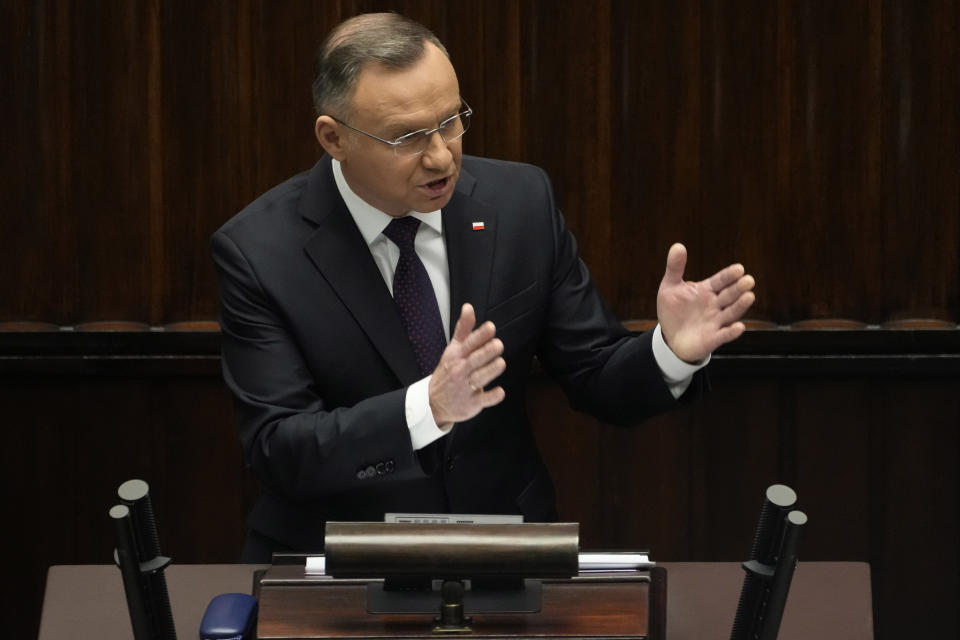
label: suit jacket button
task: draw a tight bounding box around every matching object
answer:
[356,469,366,480]
[365,465,376,477]
[447,457,455,472]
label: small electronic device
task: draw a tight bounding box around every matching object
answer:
[199,593,258,640]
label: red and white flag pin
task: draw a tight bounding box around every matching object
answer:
[472,221,485,231]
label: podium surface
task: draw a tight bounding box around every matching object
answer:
[256,563,662,639]
[37,562,872,640]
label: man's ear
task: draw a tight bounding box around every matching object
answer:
[315,116,347,160]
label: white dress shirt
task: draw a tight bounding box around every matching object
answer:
[332,159,707,451]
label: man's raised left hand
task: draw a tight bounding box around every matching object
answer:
[656,243,756,363]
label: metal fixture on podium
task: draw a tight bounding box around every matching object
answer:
[433,580,473,634]
[324,521,580,615]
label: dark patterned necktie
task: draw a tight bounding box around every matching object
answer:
[382,216,447,377]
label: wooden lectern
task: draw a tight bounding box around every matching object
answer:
[253,522,665,639]
[254,563,666,639]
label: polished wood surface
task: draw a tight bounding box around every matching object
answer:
[257,581,650,639]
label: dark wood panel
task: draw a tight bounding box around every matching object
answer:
[441,1,525,162]
[3,0,959,327]
[1,1,51,320]
[880,0,960,322]
[3,1,159,324]
[698,0,789,323]
[598,405,699,557]
[159,2,258,322]
[67,2,159,323]
[874,380,960,637]
[610,0,705,318]
[793,381,874,560]
[527,374,605,546]
[243,0,330,193]
[780,0,886,322]
[691,378,784,560]
[523,0,615,296]
[257,579,651,638]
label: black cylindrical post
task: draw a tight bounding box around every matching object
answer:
[757,510,807,640]
[118,479,177,640]
[110,504,153,640]
[750,485,797,564]
[730,484,797,640]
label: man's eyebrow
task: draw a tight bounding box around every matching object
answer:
[383,104,464,134]
[444,103,465,119]
[382,118,427,135]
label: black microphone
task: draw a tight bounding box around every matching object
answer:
[750,484,797,565]
[117,479,177,640]
[110,504,153,640]
[730,484,798,640]
[755,510,807,640]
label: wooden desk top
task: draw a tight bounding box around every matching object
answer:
[37,562,872,640]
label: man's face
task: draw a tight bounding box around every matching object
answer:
[336,43,463,217]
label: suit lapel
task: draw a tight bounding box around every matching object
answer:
[443,173,497,329]
[299,159,421,385]
[442,169,498,455]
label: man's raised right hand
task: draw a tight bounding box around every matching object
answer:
[428,303,506,426]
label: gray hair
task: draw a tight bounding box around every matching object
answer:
[312,13,450,118]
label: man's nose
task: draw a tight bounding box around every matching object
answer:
[421,131,453,167]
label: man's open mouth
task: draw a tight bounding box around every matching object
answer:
[421,176,450,194]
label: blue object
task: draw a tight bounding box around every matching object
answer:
[199,593,258,640]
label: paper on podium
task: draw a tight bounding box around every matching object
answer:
[306,556,326,575]
[578,552,653,572]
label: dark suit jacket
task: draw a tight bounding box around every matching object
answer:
[211,154,703,551]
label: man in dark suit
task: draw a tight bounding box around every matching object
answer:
[212,13,755,561]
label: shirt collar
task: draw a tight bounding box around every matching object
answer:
[332,158,443,246]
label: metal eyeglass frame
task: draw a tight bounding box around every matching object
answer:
[330,100,472,157]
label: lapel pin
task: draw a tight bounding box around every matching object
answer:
[472,221,485,231]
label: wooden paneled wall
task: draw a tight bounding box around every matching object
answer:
[2,1,958,639]
[3,0,957,326]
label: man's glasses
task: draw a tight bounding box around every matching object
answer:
[331,101,472,157]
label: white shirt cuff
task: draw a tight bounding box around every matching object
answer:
[405,375,452,450]
[652,324,710,399]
